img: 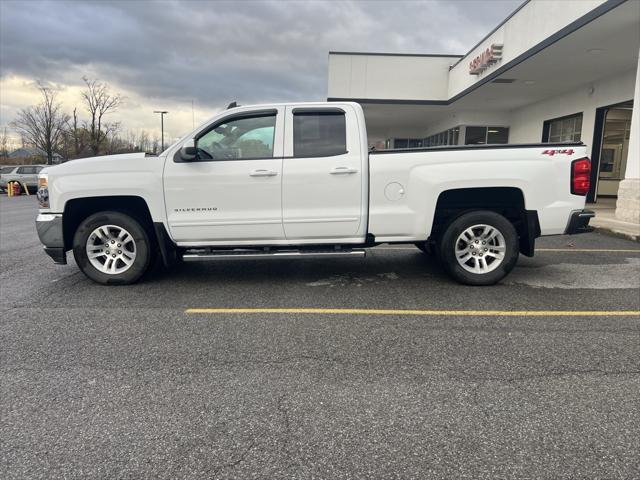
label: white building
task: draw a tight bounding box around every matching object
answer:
[327,0,640,226]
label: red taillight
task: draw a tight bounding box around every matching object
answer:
[571,158,591,196]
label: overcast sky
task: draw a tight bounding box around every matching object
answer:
[0,0,522,143]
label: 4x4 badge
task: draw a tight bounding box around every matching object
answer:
[542,149,574,156]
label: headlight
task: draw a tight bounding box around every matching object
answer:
[37,174,49,209]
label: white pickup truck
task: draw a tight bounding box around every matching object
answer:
[36,102,594,286]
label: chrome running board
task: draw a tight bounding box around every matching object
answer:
[182,248,366,262]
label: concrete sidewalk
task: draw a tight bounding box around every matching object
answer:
[589,197,640,241]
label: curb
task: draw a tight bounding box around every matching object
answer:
[592,226,640,243]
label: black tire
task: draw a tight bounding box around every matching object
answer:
[438,210,519,286]
[73,211,153,285]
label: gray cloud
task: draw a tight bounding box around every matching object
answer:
[1,0,522,115]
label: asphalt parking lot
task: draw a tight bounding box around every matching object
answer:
[1,195,639,480]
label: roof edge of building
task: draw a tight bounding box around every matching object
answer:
[327,98,449,105]
[329,51,463,58]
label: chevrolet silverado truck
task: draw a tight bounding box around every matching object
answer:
[35,102,594,286]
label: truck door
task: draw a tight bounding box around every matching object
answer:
[282,106,365,240]
[163,108,285,243]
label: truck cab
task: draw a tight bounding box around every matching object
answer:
[165,103,369,246]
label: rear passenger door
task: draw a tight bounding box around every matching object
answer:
[282,106,365,240]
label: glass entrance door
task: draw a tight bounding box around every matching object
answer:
[597,105,632,197]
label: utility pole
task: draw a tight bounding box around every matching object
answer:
[153,110,168,151]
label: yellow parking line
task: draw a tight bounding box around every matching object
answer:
[185,308,640,317]
[537,248,640,253]
[376,247,640,253]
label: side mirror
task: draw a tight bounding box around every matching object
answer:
[179,139,197,161]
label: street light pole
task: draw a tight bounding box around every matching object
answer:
[153,110,168,152]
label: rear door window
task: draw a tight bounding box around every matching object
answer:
[293,111,347,157]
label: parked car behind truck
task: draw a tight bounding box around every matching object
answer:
[35,102,594,286]
[1,165,46,192]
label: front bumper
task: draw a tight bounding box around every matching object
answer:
[36,213,67,264]
[565,209,595,235]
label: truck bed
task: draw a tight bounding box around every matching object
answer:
[367,142,588,242]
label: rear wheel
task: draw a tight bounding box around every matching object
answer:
[73,211,153,285]
[438,210,518,286]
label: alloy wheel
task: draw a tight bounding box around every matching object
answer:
[454,224,506,274]
[85,224,137,275]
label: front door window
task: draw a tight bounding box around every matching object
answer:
[197,114,276,160]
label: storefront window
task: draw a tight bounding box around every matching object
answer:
[465,127,487,145]
[543,113,583,143]
[464,126,510,145]
[423,127,461,147]
[448,128,459,146]
[390,138,424,149]
[487,127,509,144]
[464,127,509,145]
[394,125,507,149]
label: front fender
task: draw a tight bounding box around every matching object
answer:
[45,154,166,223]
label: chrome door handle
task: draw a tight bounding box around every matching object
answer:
[249,169,278,177]
[330,167,358,174]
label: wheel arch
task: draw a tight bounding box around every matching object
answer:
[430,187,540,257]
[62,196,155,250]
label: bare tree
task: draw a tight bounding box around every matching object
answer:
[138,130,150,153]
[10,84,70,165]
[0,127,9,158]
[71,107,81,157]
[81,77,122,156]
[152,134,160,154]
[126,130,138,151]
[103,121,122,154]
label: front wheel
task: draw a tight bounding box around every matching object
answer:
[73,211,153,285]
[438,211,519,286]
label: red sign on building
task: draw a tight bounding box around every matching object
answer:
[469,44,503,75]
